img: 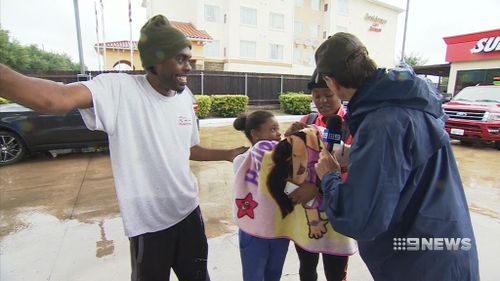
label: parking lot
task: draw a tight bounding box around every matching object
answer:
[1,121,499,280]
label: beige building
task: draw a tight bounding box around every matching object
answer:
[293,0,404,74]
[102,0,403,74]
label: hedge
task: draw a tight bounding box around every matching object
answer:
[195,95,212,119]
[278,92,312,114]
[210,95,249,117]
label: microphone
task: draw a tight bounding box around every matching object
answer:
[323,115,343,153]
[316,115,343,195]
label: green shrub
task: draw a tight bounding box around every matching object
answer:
[210,95,249,117]
[0,97,10,104]
[279,92,311,114]
[195,95,211,119]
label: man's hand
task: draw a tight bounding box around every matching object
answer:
[284,122,307,137]
[288,182,318,204]
[227,146,249,162]
[190,145,248,161]
[315,148,341,180]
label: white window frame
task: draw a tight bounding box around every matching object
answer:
[269,12,284,31]
[294,21,304,37]
[311,0,320,11]
[293,47,303,64]
[295,0,304,7]
[240,40,257,58]
[204,40,220,57]
[336,25,348,32]
[310,24,320,38]
[337,0,349,15]
[270,44,284,60]
[204,5,220,23]
[308,53,316,66]
[240,6,257,26]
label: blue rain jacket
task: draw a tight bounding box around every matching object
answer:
[321,67,479,281]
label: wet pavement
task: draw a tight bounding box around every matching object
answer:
[1,119,499,281]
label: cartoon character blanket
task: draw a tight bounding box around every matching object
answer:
[233,127,357,255]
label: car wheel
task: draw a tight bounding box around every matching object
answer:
[495,141,500,150]
[0,131,26,166]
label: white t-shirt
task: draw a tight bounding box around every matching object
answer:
[232,150,249,174]
[79,73,200,237]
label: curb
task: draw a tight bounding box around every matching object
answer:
[200,115,304,128]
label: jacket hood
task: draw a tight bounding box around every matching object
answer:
[346,66,445,134]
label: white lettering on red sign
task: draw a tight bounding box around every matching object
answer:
[470,36,500,54]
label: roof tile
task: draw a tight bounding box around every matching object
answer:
[94,21,212,49]
[171,21,212,40]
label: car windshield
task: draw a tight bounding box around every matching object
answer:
[452,87,500,103]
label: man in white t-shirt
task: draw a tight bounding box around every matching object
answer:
[0,15,246,281]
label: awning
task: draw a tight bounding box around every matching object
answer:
[413,63,450,77]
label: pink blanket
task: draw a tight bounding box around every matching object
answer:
[233,129,357,256]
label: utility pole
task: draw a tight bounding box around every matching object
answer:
[73,0,86,76]
[100,0,107,70]
[0,0,3,27]
[400,0,410,64]
[128,0,134,70]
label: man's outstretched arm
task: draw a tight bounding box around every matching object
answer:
[190,145,248,162]
[0,64,92,115]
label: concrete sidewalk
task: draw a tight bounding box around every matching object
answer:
[3,211,497,281]
[206,229,373,281]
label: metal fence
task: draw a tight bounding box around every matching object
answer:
[25,70,311,105]
[186,70,310,105]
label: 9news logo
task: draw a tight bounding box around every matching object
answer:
[322,129,342,143]
[393,237,472,251]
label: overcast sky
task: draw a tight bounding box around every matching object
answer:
[0,0,498,70]
[0,0,147,70]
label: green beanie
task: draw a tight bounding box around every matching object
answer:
[138,15,192,69]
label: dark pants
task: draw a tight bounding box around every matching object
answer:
[238,230,289,281]
[129,207,210,281]
[295,244,348,281]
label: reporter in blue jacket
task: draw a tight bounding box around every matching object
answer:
[314,33,479,281]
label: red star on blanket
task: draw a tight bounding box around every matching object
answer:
[235,193,258,219]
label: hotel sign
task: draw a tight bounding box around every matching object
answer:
[364,13,387,24]
[365,13,387,32]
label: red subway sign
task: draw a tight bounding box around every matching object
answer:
[444,29,500,62]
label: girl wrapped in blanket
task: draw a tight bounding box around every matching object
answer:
[233,110,289,281]
[233,111,356,281]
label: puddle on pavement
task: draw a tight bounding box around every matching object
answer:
[450,142,500,218]
[1,211,119,258]
[96,220,115,258]
[0,211,128,281]
[0,153,120,239]
[468,204,500,220]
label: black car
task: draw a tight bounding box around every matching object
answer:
[0,103,108,166]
